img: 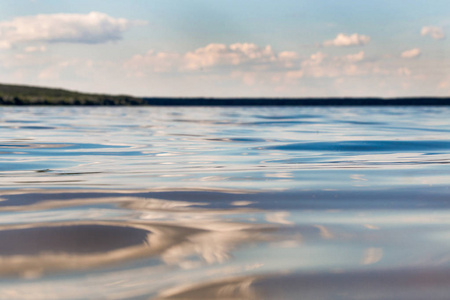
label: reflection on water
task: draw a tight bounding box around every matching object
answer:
[157,269,450,300]
[0,107,450,299]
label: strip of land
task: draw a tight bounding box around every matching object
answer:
[1,83,449,106]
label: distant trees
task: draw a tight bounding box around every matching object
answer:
[1,83,449,106]
[0,83,145,105]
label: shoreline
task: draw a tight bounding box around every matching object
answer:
[1,97,450,106]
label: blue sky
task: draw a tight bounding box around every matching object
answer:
[0,0,448,97]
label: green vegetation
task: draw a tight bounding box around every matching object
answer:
[1,82,449,106]
[0,83,145,105]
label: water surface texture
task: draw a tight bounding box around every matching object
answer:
[0,106,450,299]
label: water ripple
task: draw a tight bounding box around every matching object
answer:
[262,140,450,152]
[0,106,450,299]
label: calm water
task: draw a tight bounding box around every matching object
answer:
[0,106,450,299]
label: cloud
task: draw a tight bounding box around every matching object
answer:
[124,46,386,89]
[401,48,421,59]
[35,59,108,82]
[124,43,300,75]
[0,12,144,48]
[0,41,10,50]
[183,43,278,70]
[397,67,411,77]
[323,33,371,47]
[342,51,365,62]
[438,76,450,90]
[297,51,370,78]
[421,26,445,40]
[278,51,300,68]
[24,46,47,53]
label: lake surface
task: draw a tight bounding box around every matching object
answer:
[0,106,450,299]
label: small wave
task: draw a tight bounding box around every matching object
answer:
[261,140,450,152]
[255,114,319,120]
[206,137,268,143]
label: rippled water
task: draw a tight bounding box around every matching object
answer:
[1,106,450,299]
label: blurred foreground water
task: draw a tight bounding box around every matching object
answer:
[0,106,450,299]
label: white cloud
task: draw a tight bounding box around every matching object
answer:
[278,51,299,61]
[342,51,365,62]
[439,76,450,90]
[0,12,144,48]
[421,26,445,40]
[305,51,327,65]
[323,33,371,47]
[278,51,299,68]
[124,46,386,90]
[124,43,300,75]
[38,59,95,80]
[183,43,277,70]
[397,67,412,77]
[124,50,182,74]
[401,48,421,59]
[4,38,446,98]
[24,46,47,53]
[297,51,369,78]
[0,41,10,50]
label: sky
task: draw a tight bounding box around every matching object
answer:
[0,0,449,97]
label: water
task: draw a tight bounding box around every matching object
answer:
[0,106,449,299]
